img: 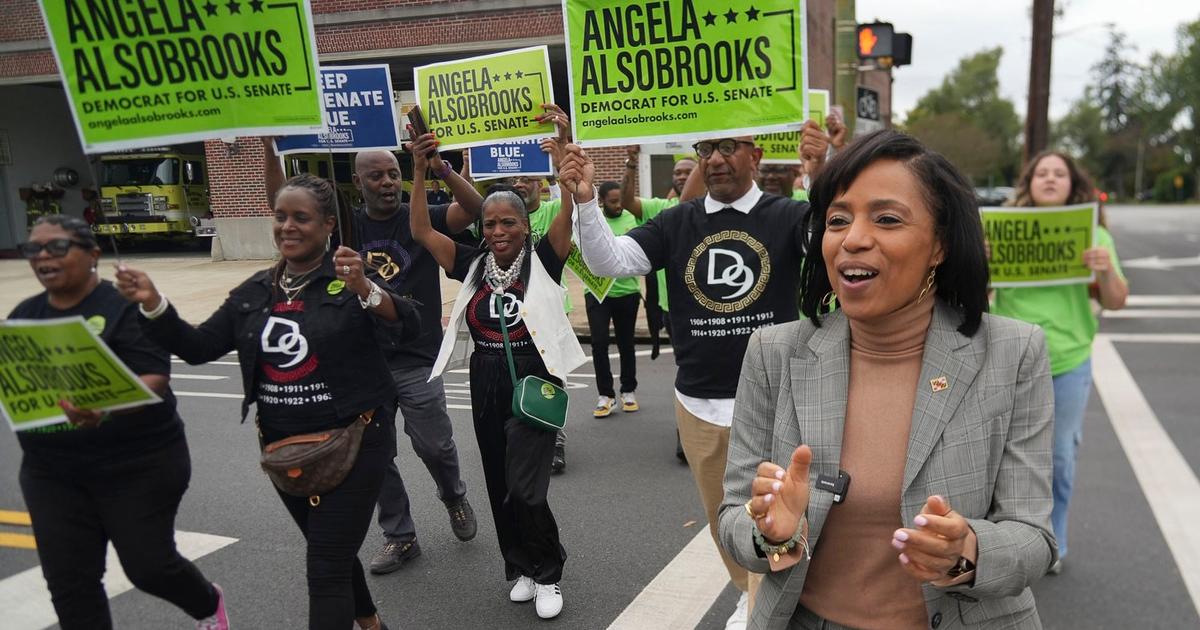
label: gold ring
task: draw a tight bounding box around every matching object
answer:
[744,500,766,520]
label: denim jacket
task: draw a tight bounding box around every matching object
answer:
[141,256,420,425]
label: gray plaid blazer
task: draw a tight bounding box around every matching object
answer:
[718,302,1056,630]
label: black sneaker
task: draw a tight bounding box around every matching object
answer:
[368,538,421,575]
[551,446,566,474]
[447,497,477,542]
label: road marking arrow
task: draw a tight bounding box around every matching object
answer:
[1122,254,1200,270]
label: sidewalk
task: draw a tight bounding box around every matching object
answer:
[0,254,658,339]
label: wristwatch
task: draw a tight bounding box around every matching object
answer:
[945,555,975,578]
[359,282,384,309]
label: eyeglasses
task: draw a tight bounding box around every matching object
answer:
[692,139,755,159]
[17,238,90,259]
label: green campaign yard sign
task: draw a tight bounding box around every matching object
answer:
[414,46,556,151]
[40,0,325,153]
[0,317,161,432]
[565,245,614,301]
[759,89,829,164]
[982,203,1098,287]
[563,0,808,147]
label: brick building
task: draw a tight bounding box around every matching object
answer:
[0,0,893,258]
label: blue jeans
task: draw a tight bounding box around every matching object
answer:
[1051,357,1093,557]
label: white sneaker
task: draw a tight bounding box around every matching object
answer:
[725,590,749,629]
[593,395,615,418]
[534,583,563,619]
[509,576,536,603]
[620,391,639,412]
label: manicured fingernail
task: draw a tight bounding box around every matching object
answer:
[763,494,774,504]
[774,470,785,480]
[899,553,910,565]
[914,515,929,527]
[771,481,782,492]
[891,538,905,550]
[894,530,909,542]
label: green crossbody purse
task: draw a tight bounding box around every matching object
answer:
[494,293,568,432]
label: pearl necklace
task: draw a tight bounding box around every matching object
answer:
[483,246,526,295]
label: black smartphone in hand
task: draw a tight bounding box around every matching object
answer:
[407,105,437,159]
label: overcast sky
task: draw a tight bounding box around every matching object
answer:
[856,0,1196,122]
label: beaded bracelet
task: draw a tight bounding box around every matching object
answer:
[753,516,810,562]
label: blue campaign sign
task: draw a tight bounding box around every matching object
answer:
[275,64,400,155]
[469,141,552,178]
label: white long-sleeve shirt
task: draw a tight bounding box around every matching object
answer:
[572,186,766,427]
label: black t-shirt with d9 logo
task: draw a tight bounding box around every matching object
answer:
[255,300,336,422]
[626,194,809,399]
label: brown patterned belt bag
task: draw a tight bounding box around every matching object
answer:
[259,409,375,505]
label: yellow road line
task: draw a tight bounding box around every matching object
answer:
[0,533,36,549]
[0,511,31,526]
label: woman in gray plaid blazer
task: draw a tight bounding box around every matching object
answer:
[719,131,1056,630]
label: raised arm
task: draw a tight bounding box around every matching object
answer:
[545,145,578,262]
[406,132,484,233]
[114,265,237,365]
[407,156,457,274]
[620,145,644,219]
[263,138,285,207]
[560,145,653,277]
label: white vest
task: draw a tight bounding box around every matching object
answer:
[430,252,587,383]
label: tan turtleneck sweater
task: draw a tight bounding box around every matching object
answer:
[797,299,934,630]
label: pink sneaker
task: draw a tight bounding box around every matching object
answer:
[196,583,230,630]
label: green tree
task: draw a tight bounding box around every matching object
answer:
[903,48,1023,183]
[1156,18,1200,198]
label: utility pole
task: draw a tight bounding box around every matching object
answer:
[1023,0,1054,164]
[835,0,857,134]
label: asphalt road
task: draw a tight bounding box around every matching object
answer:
[1,204,1198,629]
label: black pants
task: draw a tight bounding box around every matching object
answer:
[18,435,218,630]
[585,292,640,398]
[469,352,566,584]
[263,404,395,629]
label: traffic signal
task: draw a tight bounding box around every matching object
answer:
[856,22,894,59]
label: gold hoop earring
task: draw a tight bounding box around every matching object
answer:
[821,290,837,307]
[917,268,936,304]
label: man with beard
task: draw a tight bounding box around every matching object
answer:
[264,134,483,576]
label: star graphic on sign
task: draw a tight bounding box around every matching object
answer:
[249,0,264,12]
[225,0,241,15]
[724,8,738,23]
[504,72,512,80]
[492,73,500,82]
[703,11,717,26]
[515,70,524,79]
[746,6,760,20]
[204,1,218,16]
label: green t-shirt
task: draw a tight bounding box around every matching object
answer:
[638,196,680,312]
[587,210,642,299]
[991,226,1125,376]
[791,188,809,201]
[526,198,571,312]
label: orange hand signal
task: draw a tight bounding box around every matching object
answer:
[859,28,878,55]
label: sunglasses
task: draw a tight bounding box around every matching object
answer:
[17,238,90,259]
[692,139,755,159]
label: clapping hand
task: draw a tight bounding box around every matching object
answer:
[893,495,974,582]
[748,445,812,543]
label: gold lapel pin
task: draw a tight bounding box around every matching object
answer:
[930,376,949,392]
